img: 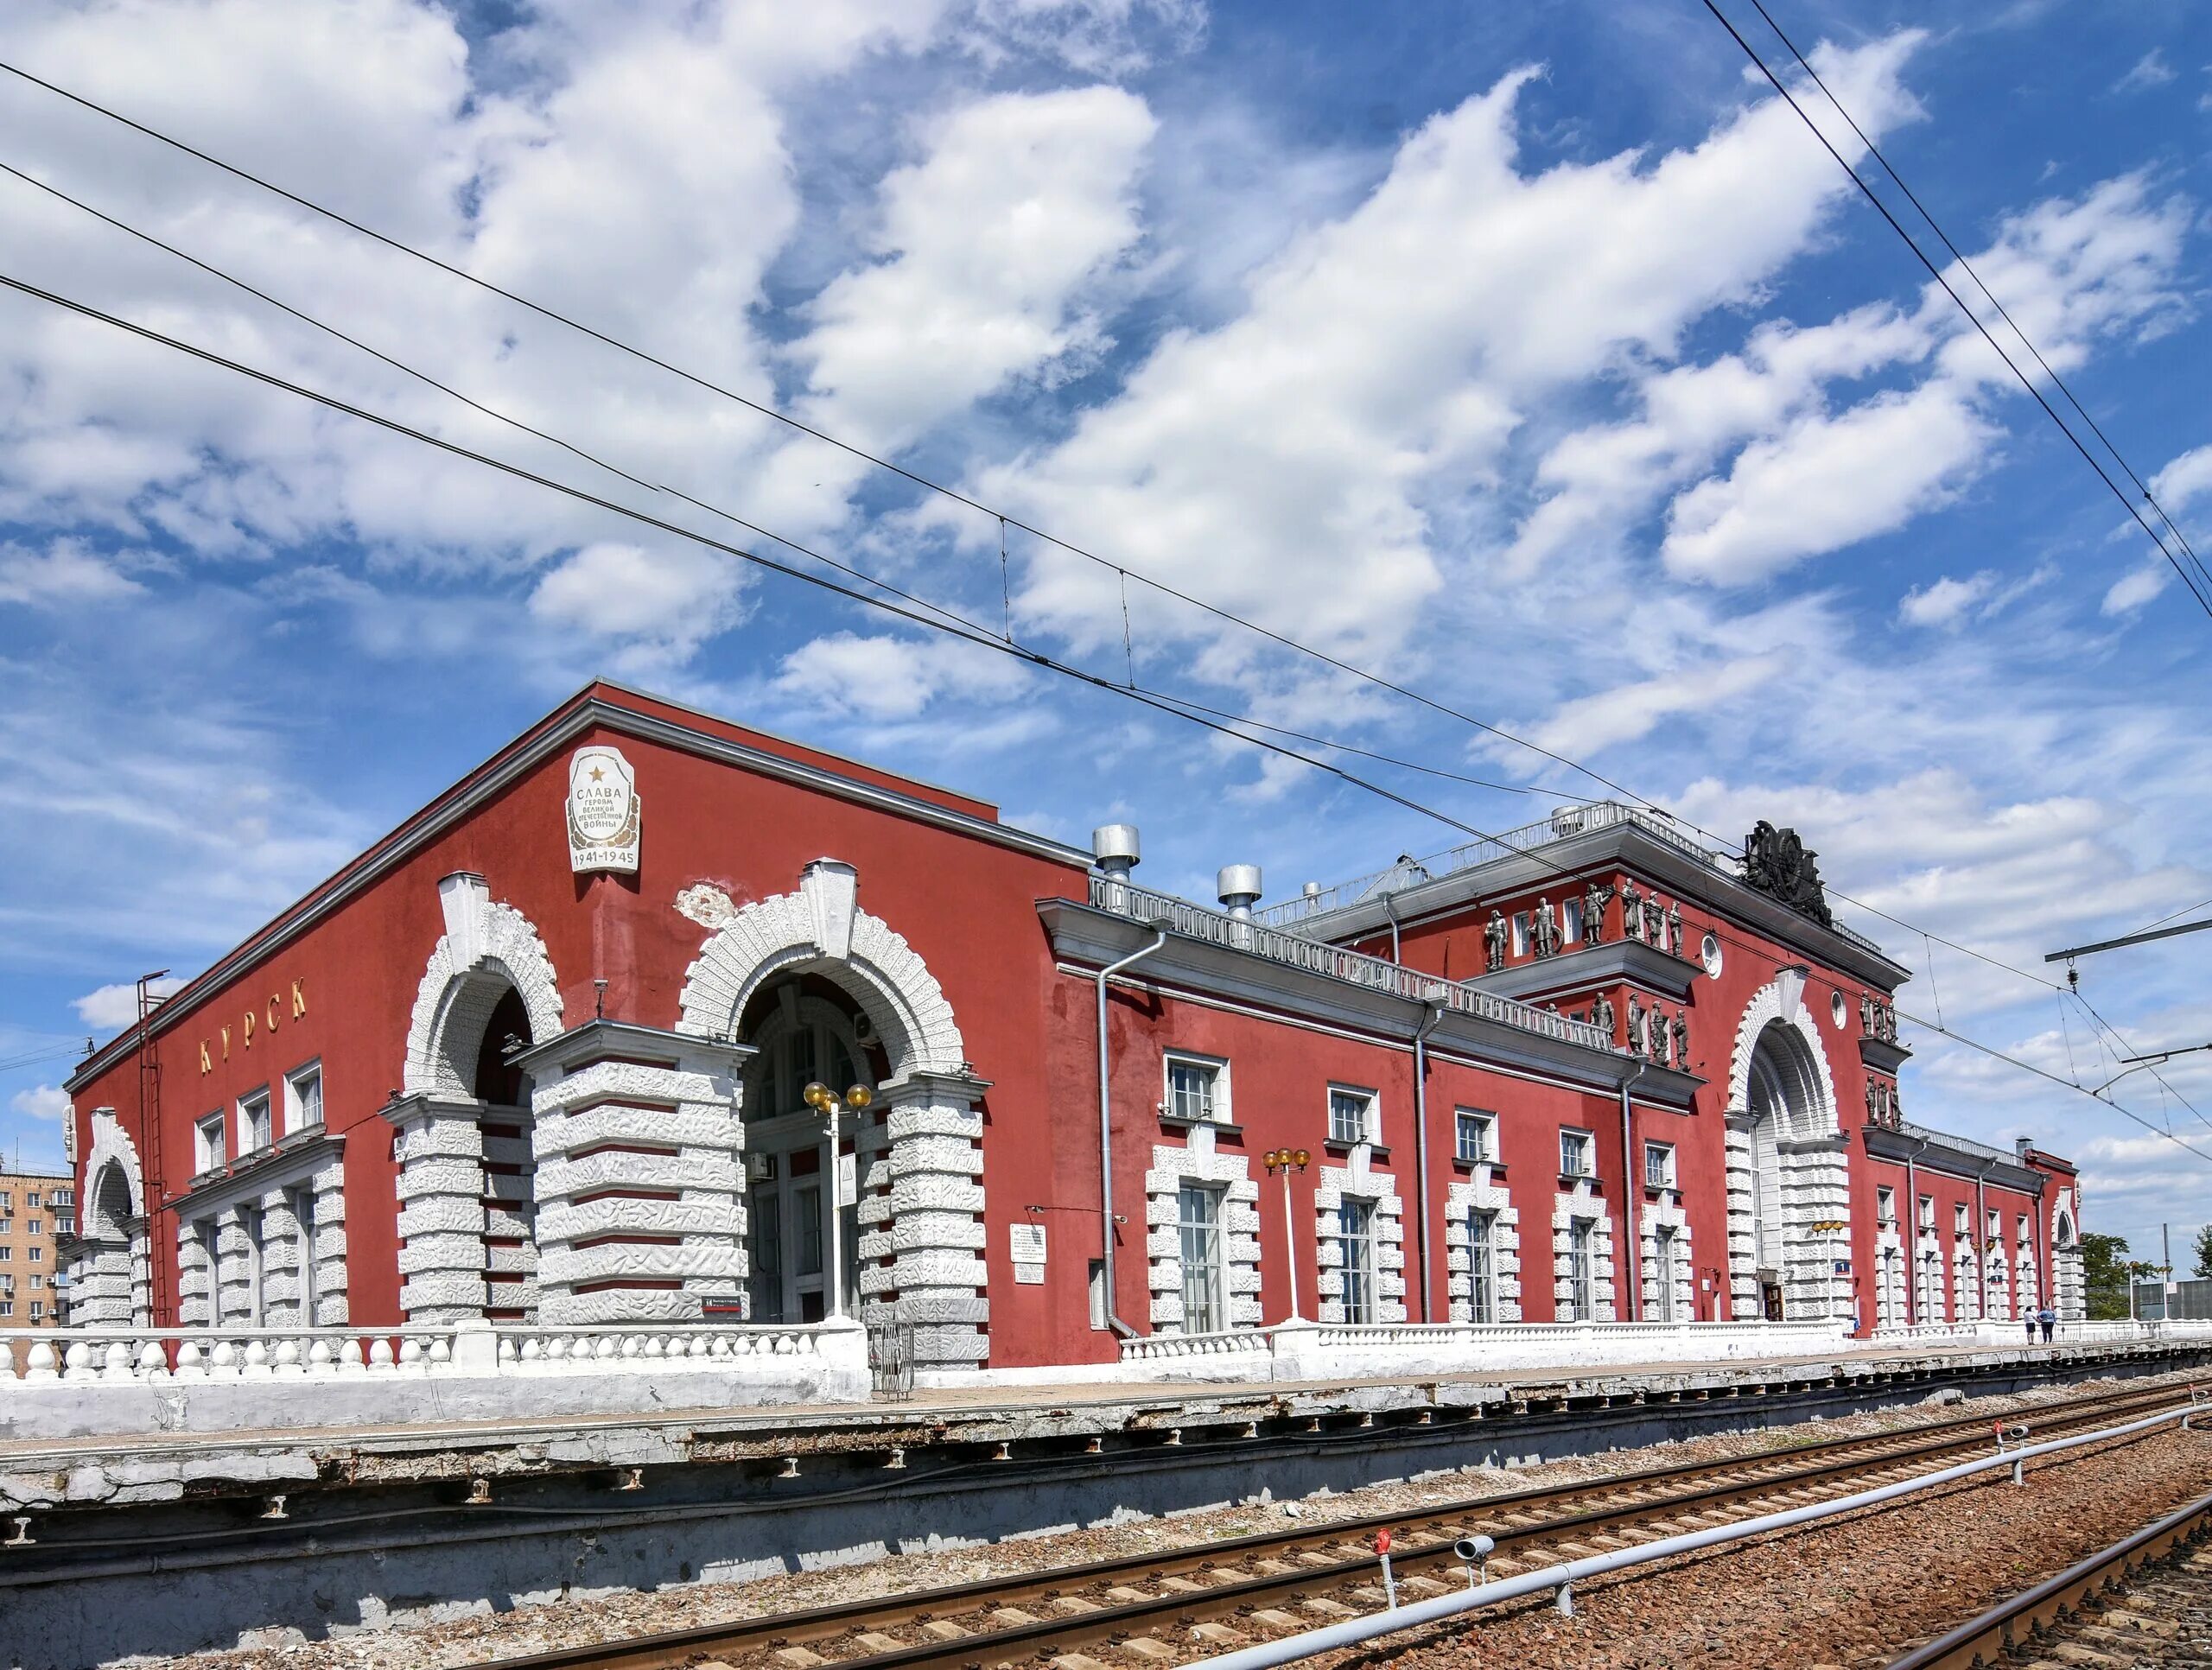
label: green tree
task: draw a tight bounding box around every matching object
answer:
[2195,1224,2212,1280]
[2079,1231,2135,1319]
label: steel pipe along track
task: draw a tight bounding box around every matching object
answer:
[1886,1485,2212,1668]
[479,1380,2198,1670]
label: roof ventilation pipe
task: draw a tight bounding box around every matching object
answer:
[1093,823,1141,911]
[1218,865,1262,949]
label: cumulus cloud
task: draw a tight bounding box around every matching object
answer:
[2152,443,2212,514]
[2101,558,2172,617]
[772,630,1031,721]
[1899,571,1996,627]
[1526,653,1783,757]
[0,539,144,606]
[2113,49,2176,93]
[73,976,180,1031]
[527,543,751,665]
[8,1084,69,1122]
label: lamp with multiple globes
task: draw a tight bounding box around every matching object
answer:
[801,1082,874,1318]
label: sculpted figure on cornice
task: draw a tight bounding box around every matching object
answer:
[1484,909,1508,972]
[1531,897,1560,958]
[1667,901,1684,958]
[1672,1008,1689,1068]
[1584,879,1613,945]
[1621,882,1644,944]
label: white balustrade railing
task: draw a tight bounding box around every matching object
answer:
[0,1318,862,1387]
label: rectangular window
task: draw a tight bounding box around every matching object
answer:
[1954,1203,1969,1235]
[26,1248,39,1264]
[1560,1129,1594,1179]
[1467,1209,1498,1324]
[27,1303,39,1322]
[286,1064,325,1133]
[25,1193,39,1210]
[289,1186,318,1321]
[240,1090,273,1153]
[1655,1225,1679,1324]
[0,1248,10,1263]
[1562,897,1583,943]
[1328,1089,1374,1146]
[25,1221,40,1237]
[0,1220,10,1235]
[1919,1194,1935,1230]
[1643,1141,1675,1191]
[1166,1057,1221,1124]
[1986,1210,2000,1241]
[52,1189,70,1208]
[1333,1197,1378,1324]
[1177,1182,1228,1335]
[0,1303,10,1318]
[1567,1218,1596,1321]
[238,1204,263,1324]
[1878,1186,1896,1226]
[29,1274,41,1291]
[795,1184,823,1277]
[1510,912,1530,957]
[748,1186,784,1324]
[0,1192,10,1210]
[1455,1109,1496,1164]
[196,1113,226,1172]
[53,1216,72,1236]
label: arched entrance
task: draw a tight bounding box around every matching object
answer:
[72,1110,149,1325]
[736,975,883,1324]
[391,873,562,1322]
[1724,978,1849,1321]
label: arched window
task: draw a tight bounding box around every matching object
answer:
[743,984,875,1119]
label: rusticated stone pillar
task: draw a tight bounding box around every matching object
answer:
[385,1095,490,1322]
[518,1019,753,1324]
[859,1071,991,1370]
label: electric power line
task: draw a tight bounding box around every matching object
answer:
[10,263,2205,1172]
[1739,0,2212,600]
[1696,0,2212,620]
[0,56,2161,1049]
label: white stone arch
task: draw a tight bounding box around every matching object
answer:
[73,1108,150,1325]
[403,873,564,1097]
[676,860,986,1373]
[2051,1191,2086,1320]
[1722,974,1849,1322]
[677,861,964,1076]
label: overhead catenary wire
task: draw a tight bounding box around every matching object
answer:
[0,55,2163,1054]
[9,264,2204,1172]
[1739,0,2212,599]
[1694,0,2212,621]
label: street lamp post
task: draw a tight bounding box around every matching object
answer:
[1810,1219,1849,1323]
[1264,1147,1312,1323]
[803,1080,874,1320]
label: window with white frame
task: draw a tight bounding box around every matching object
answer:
[1332,1197,1379,1324]
[1954,1202,1969,1235]
[1510,912,1530,957]
[1467,1208,1499,1324]
[1455,1108,1496,1164]
[1176,1182,1228,1334]
[1643,1141,1675,1191]
[1165,1055,1224,1124]
[1654,1223,1679,1323]
[1562,897,1583,943]
[1560,1128,1594,1179]
[25,1193,39,1210]
[1566,1217,1597,1320]
[1919,1194,1935,1230]
[1878,1186,1896,1226]
[195,1113,226,1173]
[1986,1209,2000,1241]
[25,1220,40,1237]
[285,1063,324,1133]
[239,1089,273,1154]
[1328,1088,1375,1146]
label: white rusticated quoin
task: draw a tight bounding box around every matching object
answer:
[1144,1129,1263,1332]
[1638,1186,1694,1323]
[388,873,566,1322]
[1313,1153,1407,1325]
[2053,1195,2087,1321]
[677,860,985,1371]
[517,1023,754,1324]
[1723,972,1847,1321]
[1550,1173,1616,1321]
[71,1108,150,1326]
[1444,1171,1522,1323]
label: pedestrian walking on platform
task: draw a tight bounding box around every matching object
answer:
[2038,1305,2056,1343]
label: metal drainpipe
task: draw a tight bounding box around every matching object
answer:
[1382,890,1402,964]
[1904,1134,1929,1325]
[1618,1058,1649,1323]
[1412,1001,1444,1324]
[1096,929,1168,1340]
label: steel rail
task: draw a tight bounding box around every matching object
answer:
[1883,1483,2212,1669]
[1185,1400,2201,1670]
[473,1378,2195,1670]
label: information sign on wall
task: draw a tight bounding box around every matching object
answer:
[568,745,641,874]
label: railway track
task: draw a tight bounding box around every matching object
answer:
[486,1377,2199,1670]
[1887,1483,2212,1668]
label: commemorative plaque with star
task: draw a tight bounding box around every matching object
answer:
[567,744,641,874]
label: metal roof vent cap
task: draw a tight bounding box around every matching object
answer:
[1091,823,1141,877]
[1217,865,1263,918]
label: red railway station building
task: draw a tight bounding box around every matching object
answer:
[60,683,2087,1380]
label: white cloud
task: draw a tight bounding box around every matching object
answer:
[2113,49,2176,93]
[526,543,751,666]
[0,538,143,606]
[2151,444,2212,514]
[772,630,1031,721]
[73,976,180,1031]
[796,86,1157,457]
[2101,557,2172,617]
[1526,652,1783,757]
[8,1083,69,1122]
[1898,570,1995,627]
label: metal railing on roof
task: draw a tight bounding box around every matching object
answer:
[1253,799,1889,957]
[1089,876,1614,1052]
[1896,1120,2024,1169]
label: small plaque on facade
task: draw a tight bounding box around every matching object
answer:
[1011,1222,1046,1284]
[568,745,641,874]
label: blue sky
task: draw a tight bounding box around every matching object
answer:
[0,0,2208,1260]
